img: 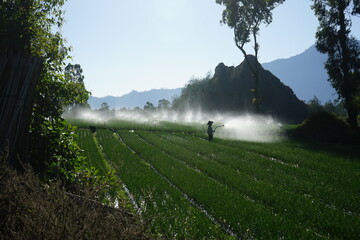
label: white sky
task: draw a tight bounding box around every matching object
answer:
[62,0,360,97]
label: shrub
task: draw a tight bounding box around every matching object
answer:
[293,111,351,142]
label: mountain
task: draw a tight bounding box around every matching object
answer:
[173,56,308,123]
[88,88,182,109]
[262,45,336,103]
[88,45,332,111]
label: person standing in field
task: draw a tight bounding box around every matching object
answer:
[207,121,215,141]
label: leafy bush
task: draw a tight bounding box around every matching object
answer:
[293,111,351,142]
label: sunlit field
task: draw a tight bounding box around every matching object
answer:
[72,119,360,239]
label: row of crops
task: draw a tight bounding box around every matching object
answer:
[76,126,360,239]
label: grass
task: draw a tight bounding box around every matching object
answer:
[151,132,359,237]
[95,129,231,239]
[76,129,109,175]
[73,120,360,239]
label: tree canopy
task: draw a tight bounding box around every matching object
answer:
[144,101,155,110]
[311,0,360,128]
[158,99,171,110]
[101,102,110,110]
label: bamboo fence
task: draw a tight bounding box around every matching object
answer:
[0,53,43,167]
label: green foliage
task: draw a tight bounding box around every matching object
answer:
[97,102,116,119]
[307,96,347,116]
[307,96,323,114]
[323,99,347,116]
[46,122,84,182]
[172,73,212,111]
[0,1,65,54]
[64,63,90,106]
[144,101,155,110]
[45,126,121,204]
[73,167,121,205]
[101,102,110,110]
[311,0,360,128]
[294,111,351,142]
[65,63,84,83]
[216,0,284,50]
[1,1,92,180]
[157,99,170,109]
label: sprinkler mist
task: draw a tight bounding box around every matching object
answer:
[67,108,282,142]
[214,115,281,142]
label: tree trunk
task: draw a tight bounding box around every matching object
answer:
[344,98,358,129]
[338,0,358,129]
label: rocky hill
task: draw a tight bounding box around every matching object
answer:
[173,56,308,123]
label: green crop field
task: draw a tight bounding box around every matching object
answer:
[73,120,360,239]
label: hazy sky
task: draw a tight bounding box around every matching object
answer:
[62,0,360,97]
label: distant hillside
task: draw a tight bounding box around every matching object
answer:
[88,88,182,109]
[173,56,308,123]
[88,46,333,111]
[262,45,336,103]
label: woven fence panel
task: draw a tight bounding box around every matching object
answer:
[0,54,43,167]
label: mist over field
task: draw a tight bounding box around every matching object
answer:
[68,108,282,142]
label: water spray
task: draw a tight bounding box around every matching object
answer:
[67,108,281,142]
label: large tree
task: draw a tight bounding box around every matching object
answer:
[216,0,285,113]
[158,99,171,110]
[311,0,360,129]
[64,63,90,107]
[144,101,155,110]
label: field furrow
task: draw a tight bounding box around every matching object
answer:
[170,132,360,215]
[118,130,324,239]
[76,129,109,175]
[213,135,360,178]
[94,129,231,239]
[75,121,360,239]
[136,131,360,239]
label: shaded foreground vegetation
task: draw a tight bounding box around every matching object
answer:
[0,155,151,240]
[73,120,360,239]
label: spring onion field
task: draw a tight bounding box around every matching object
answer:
[73,119,360,239]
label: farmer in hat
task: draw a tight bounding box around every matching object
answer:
[207,121,215,141]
